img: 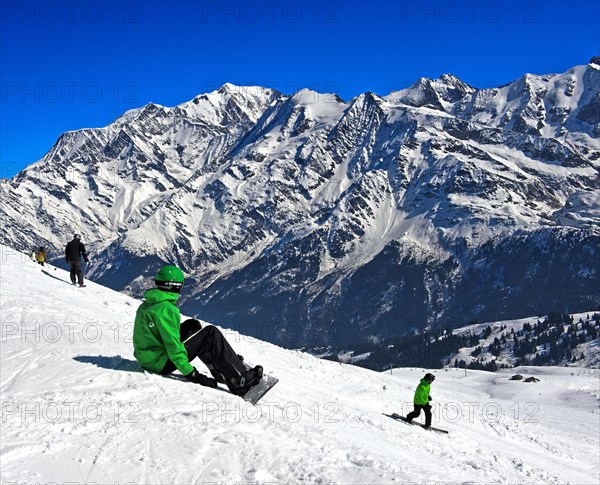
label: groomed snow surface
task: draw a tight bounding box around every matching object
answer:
[1,245,599,484]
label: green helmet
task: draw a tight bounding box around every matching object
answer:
[155,265,184,293]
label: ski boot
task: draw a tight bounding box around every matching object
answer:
[232,365,263,396]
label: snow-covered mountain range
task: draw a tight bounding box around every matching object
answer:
[1,60,599,346]
[1,247,599,484]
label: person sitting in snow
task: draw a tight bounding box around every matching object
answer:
[36,247,46,266]
[406,373,435,428]
[133,265,263,396]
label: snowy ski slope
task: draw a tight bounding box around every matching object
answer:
[1,245,598,484]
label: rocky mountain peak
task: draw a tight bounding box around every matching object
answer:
[1,65,598,347]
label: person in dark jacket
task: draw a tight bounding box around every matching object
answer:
[65,234,89,286]
[406,373,435,428]
[133,265,264,396]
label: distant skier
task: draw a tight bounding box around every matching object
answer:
[133,265,263,396]
[406,373,435,428]
[65,234,89,287]
[36,247,46,266]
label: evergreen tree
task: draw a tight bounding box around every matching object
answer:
[490,337,502,357]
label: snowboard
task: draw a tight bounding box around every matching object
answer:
[171,357,278,405]
[384,413,449,434]
[241,372,278,405]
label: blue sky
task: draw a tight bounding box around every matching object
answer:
[1,0,599,178]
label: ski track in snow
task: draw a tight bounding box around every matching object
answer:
[1,246,599,484]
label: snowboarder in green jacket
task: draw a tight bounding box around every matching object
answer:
[406,373,435,428]
[133,265,263,396]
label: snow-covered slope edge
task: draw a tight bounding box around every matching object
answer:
[1,245,598,484]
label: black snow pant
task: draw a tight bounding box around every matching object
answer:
[407,403,432,427]
[68,260,84,285]
[160,324,247,391]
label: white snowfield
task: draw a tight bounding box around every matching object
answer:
[1,245,599,484]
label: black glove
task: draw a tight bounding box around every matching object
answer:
[185,368,217,388]
[84,257,89,263]
[428,395,432,401]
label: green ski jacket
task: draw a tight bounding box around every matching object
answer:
[413,379,431,405]
[133,288,193,376]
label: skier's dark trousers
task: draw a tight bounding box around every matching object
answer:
[160,323,248,390]
[406,403,432,427]
[65,234,89,286]
[406,373,436,427]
